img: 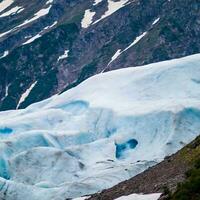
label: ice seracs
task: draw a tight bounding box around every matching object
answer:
[0,54,200,200]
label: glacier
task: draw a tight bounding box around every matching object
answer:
[0,54,200,199]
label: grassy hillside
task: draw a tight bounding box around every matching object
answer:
[165,137,200,200]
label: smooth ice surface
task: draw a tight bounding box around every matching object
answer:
[0,54,200,200]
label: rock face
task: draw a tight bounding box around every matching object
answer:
[0,0,200,110]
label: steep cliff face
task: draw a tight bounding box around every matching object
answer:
[0,0,200,110]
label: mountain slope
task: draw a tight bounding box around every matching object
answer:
[0,54,200,200]
[0,0,199,110]
[88,136,200,200]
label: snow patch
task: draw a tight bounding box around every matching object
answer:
[57,50,69,61]
[123,32,147,51]
[46,0,53,4]
[0,2,53,38]
[93,0,103,6]
[73,197,90,200]
[0,28,13,38]
[5,85,9,97]
[23,34,41,45]
[152,17,160,25]
[105,32,147,70]
[115,193,161,200]
[93,0,129,24]
[23,21,57,45]
[17,81,37,109]
[107,49,121,66]
[0,50,9,59]
[81,9,96,28]
[1,84,10,101]
[0,6,24,18]
[0,0,14,13]
[43,21,57,30]
[18,4,52,28]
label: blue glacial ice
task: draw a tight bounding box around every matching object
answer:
[0,54,200,199]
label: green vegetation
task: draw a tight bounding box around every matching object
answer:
[179,136,200,164]
[166,136,200,200]
[169,159,200,200]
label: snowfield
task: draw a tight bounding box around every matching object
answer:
[0,0,53,39]
[115,193,161,200]
[0,0,14,13]
[0,54,200,200]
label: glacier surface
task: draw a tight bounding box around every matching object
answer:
[0,54,200,199]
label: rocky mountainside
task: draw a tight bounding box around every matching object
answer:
[88,135,200,200]
[0,0,199,111]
